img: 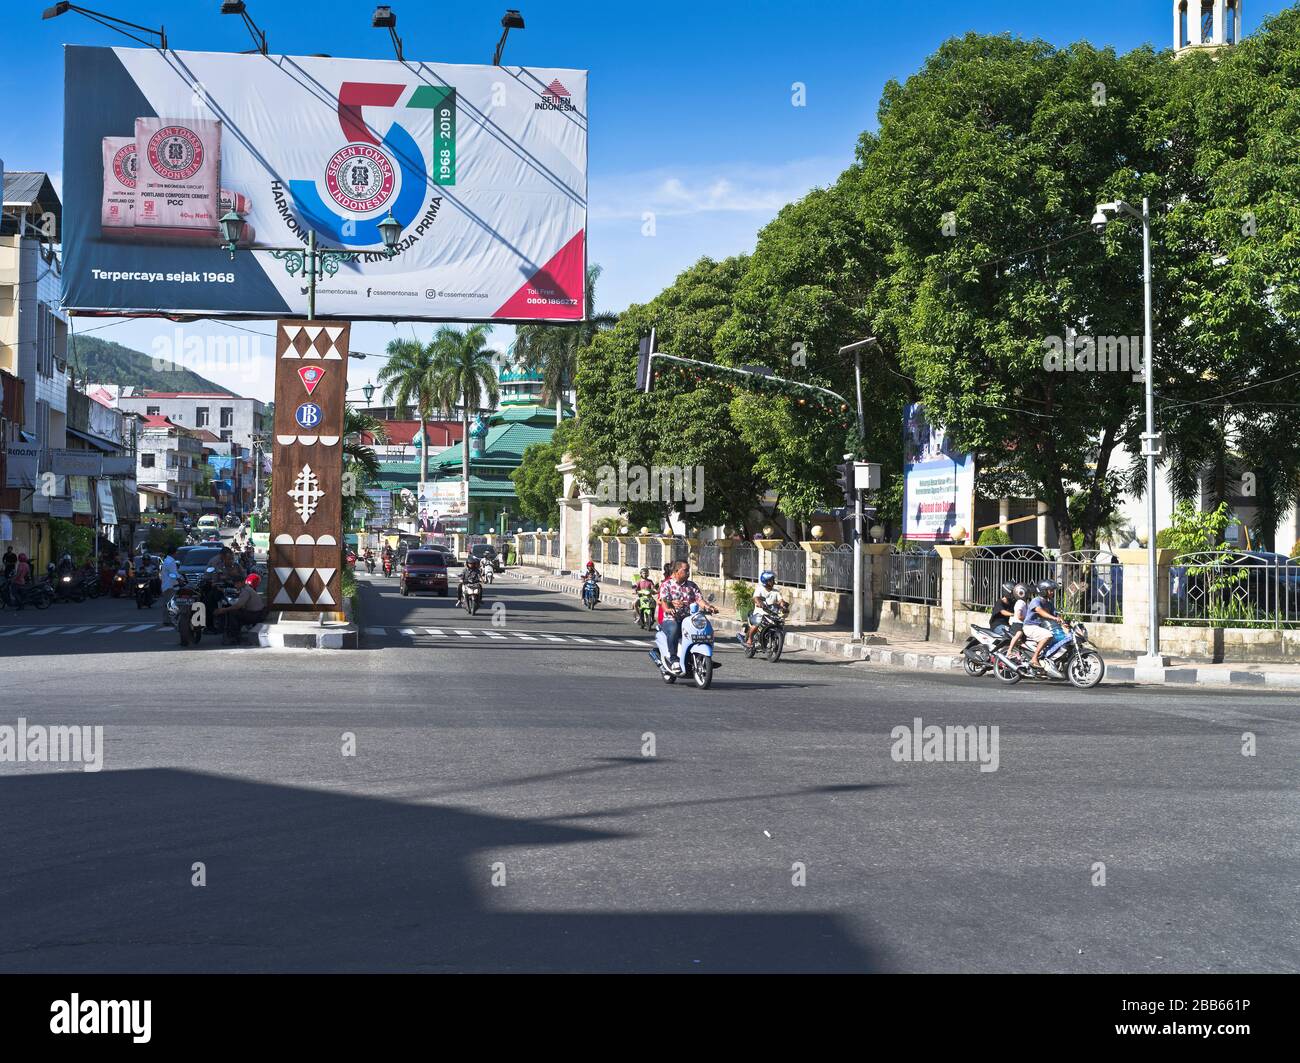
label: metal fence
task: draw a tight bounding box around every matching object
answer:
[731,541,759,580]
[590,538,602,564]
[771,541,807,588]
[962,548,1123,622]
[698,542,721,577]
[549,535,559,558]
[818,543,854,592]
[607,538,620,567]
[646,538,663,573]
[885,547,941,604]
[520,536,534,557]
[668,536,690,564]
[624,537,638,569]
[1167,551,1300,628]
[466,534,487,548]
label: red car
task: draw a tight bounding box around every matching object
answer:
[400,549,449,597]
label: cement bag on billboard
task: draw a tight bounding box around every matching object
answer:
[62,46,588,322]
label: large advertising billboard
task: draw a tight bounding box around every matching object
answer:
[901,403,976,542]
[63,46,588,322]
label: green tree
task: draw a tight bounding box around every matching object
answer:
[342,406,387,531]
[513,264,619,422]
[376,338,441,487]
[430,324,501,488]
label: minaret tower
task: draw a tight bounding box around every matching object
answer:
[1175,0,1242,57]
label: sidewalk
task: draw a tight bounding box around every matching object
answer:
[516,567,1300,690]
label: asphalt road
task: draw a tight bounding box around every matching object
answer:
[0,565,1296,972]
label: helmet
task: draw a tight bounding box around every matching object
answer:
[1037,579,1058,596]
[1012,582,1028,599]
[466,556,481,568]
[244,573,261,588]
[1000,581,1015,597]
[61,553,71,562]
[586,560,595,569]
[17,553,27,562]
[759,570,775,588]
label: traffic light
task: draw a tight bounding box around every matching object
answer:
[636,336,653,392]
[835,461,856,508]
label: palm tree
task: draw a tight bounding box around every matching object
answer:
[429,324,500,489]
[513,264,618,421]
[341,406,387,531]
[375,337,440,487]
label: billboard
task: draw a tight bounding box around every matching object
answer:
[415,481,467,535]
[901,403,976,542]
[63,46,588,322]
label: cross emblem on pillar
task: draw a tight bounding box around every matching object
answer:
[288,464,325,523]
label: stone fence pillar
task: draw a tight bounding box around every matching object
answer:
[933,545,981,643]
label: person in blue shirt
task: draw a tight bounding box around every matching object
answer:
[1024,579,1066,671]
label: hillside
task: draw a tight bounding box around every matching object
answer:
[69,334,236,395]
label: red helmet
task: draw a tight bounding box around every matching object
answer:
[586,560,595,568]
[244,572,261,588]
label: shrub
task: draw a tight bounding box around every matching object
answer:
[731,581,754,618]
[50,518,94,565]
[977,528,1013,547]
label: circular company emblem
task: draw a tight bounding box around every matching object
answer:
[146,125,204,181]
[325,143,397,214]
[295,402,324,430]
[112,144,138,189]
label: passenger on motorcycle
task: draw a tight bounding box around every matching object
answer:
[160,544,181,627]
[456,555,483,606]
[1024,580,1066,670]
[658,561,717,672]
[989,582,1017,635]
[581,560,602,599]
[744,570,788,648]
[1005,583,1030,657]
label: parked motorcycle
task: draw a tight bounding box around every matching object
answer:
[462,580,483,616]
[2,577,55,610]
[741,601,787,662]
[649,601,719,689]
[991,622,1105,689]
[582,578,600,609]
[635,588,656,630]
[79,571,103,599]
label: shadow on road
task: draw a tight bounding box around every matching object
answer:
[0,768,880,973]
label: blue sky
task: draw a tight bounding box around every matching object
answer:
[2,0,1293,402]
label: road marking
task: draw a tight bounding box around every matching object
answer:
[26,626,63,635]
[125,623,156,633]
[566,636,594,643]
[596,638,624,645]
[511,632,538,640]
[0,627,34,637]
[424,628,444,636]
[94,625,125,634]
[455,630,476,638]
[399,628,417,636]
[60,626,94,635]
[485,632,507,639]
[366,626,387,636]
[541,634,566,642]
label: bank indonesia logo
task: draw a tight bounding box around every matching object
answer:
[295,402,324,430]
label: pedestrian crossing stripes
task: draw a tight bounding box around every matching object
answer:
[0,623,170,638]
[364,626,653,648]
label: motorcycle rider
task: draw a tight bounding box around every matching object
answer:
[202,545,246,622]
[456,555,484,607]
[363,547,376,574]
[215,572,267,642]
[743,570,788,649]
[632,567,656,617]
[1024,579,1067,672]
[381,543,394,576]
[159,544,181,627]
[581,559,601,603]
[657,560,718,673]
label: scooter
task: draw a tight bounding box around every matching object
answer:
[649,602,719,689]
[635,588,656,629]
[133,571,157,608]
[991,622,1105,689]
[480,563,494,585]
[582,578,600,609]
[382,555,394,578]
[461,580,483,616]
[365,554,376,575]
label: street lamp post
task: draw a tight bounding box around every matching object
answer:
[220,213,403,319]
[1092,197,1166,666]
[838,337,879,643]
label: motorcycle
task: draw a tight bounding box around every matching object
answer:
[133,567,160,609]
[480,563,494,585]
[175,576,241,645]
[649,601,719,689]
[53,571,85,604]
[365,554,376,575]
[382,555,394,578]
[740,601,787,662]
[991,622,1105,689]
[1,577,54,611]
[961,623,1009,678]
[461,580,483,616]
[582,578,600,609]
[635,588,656,630]
[79,571,103,599]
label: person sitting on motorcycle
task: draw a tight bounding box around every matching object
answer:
[1024,579,1066,671]
[56,553,76,579]
[658,561,717,672]
[216,572,267,641]
[1004,583,1030,658]
[456,555,484,606]
[581,560,601,600]
[633,567,656,615]
[744,570,788,648]
[989,582,1017,636]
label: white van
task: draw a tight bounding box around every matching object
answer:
[197,514,221,536]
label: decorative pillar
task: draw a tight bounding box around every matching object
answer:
[933,544,980,643]
[268,319,349,615]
